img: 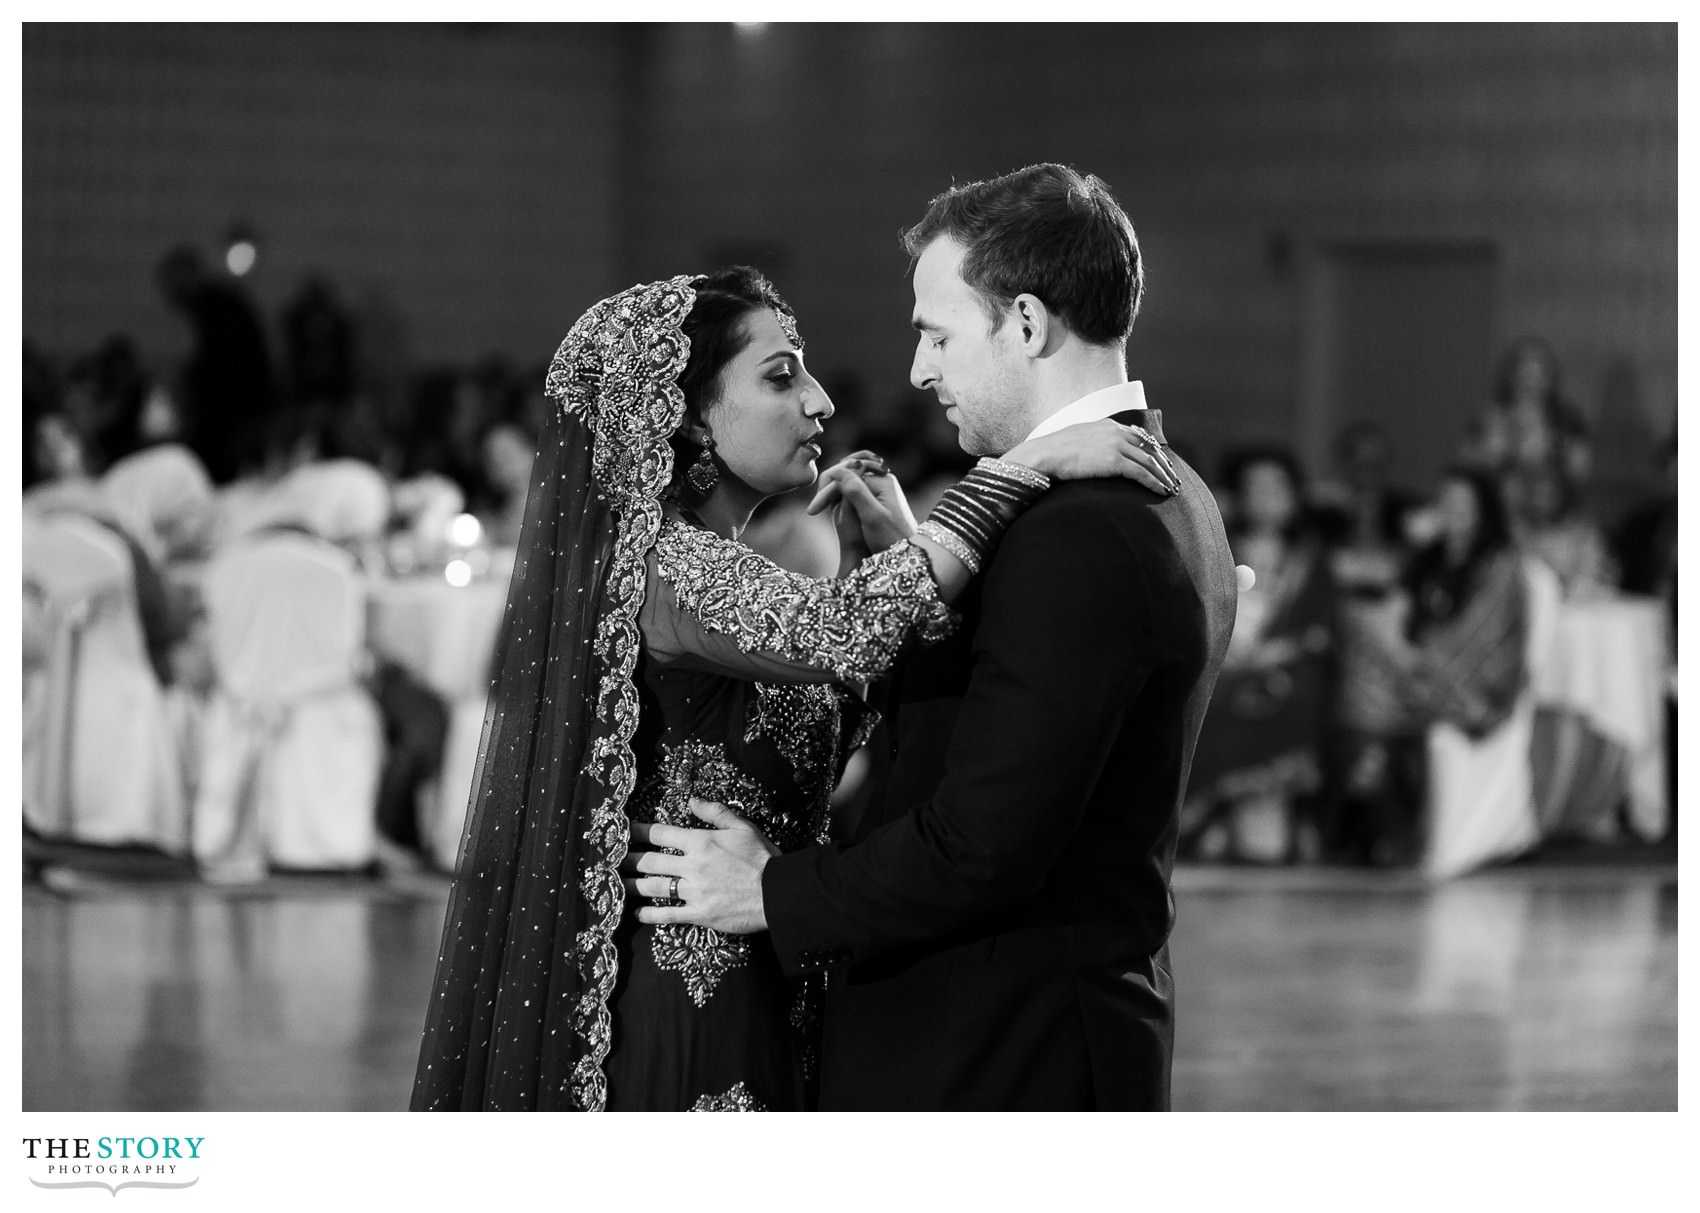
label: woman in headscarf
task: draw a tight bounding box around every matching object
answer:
[410,268,1178,1112]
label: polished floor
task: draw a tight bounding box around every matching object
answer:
[21,859,1677,1111]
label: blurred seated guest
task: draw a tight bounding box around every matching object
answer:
[101,444,221,795]
[60,336,156,470]
[1515,466,1617,599]
[1403,469,1528,735]
[23,339,61,449]
[100,444,217,568]
[1613,434,1677,611]
[23,411,195,691]
[258,457,441,869]
[388,473,467,575]
[24,408,101,506]
[1182,447,1337,864]
[1462,336,1591,529]
[267,457,392,573]
[402,359,519,502]
[1335,467,1529,865]
[1612,433,1677,839]
[99,443,220,692]
[1311,421,1419,595]
[212,407,389,554]
[155,243,280,485]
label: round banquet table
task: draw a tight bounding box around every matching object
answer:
[366,570,510,868]
[1529,593,1671,842]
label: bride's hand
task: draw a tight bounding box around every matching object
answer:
[807,451,917,555]
[1004,419,1181,495]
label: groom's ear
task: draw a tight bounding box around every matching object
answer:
[1011,294,1052,357]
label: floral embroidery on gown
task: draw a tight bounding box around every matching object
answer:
[601,517,951,1111]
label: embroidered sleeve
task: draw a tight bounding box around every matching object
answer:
[646,518,956,684]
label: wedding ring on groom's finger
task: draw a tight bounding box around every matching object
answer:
[668,876,680,902]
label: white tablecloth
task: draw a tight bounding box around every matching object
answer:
[367,573,510,869]
[1530,595,1670,840]
[365,576,509,701]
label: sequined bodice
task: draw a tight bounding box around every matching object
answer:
[629,658,859,853]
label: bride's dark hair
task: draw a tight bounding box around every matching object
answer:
[668,265,796,497]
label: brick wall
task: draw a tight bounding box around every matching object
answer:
[626,23,1676,500]
[25,23,1675,499]
[24,23,626,371]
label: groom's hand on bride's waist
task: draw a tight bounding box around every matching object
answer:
[623,797,775,934]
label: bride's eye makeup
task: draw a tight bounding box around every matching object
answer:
[763,354,799,388]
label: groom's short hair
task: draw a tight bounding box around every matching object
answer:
[902,163,1143,346]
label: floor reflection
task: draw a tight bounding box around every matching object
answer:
[22,868,1676,1111]
[24,880,444,1111]
[1170,870,1676,1110]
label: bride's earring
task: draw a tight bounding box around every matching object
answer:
[686,437,719,495]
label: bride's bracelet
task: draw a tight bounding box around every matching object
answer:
[915,457,1053,574]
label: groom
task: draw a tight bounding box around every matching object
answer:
[629,163,1236,1110]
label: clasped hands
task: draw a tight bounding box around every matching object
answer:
[622,798,776,935]
[805,423,1182,567]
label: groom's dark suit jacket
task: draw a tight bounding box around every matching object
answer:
[762,410,1236,1110]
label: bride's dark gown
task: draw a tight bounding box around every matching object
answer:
[601,515,953,1111]
[410,274,960,1113]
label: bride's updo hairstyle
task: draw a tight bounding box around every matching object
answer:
[668,265,796,499]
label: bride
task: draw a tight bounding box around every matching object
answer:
[410,268,1179,1111]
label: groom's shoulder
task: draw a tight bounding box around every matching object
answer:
[1017,476,1173,547]
[987,480,1157,587]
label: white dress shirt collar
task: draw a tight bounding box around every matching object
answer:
[1024,381,1148,442]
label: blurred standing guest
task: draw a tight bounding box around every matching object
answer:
[155,244,280,484]
[1463,336,1591,530]
[1516,466,1617,598]
[1183,447,1336,863]
[469,416,537,549]
[282,276,358,412]
[1312,421,1419,595]
[1337,467,1529,865]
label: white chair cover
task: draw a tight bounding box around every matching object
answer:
[273,459,391,549]
[22,513,188,851]
[192,533,381,878]
[99,443,215,563]
[1421,556,1564,880]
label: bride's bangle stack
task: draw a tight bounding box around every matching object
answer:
[915,457,1053,575]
